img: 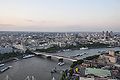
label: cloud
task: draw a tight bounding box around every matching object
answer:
[25,19,48,24]
[24,19,60,27]
[0,23,16,26]
[25,19,34,22]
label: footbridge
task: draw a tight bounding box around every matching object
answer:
[33,52,78,62]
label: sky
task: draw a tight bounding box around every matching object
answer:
[0,0,120,32]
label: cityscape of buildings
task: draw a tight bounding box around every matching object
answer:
[0,31,120,54]
[0,31,120,80]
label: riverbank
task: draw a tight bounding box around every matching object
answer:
[0,52,24,64]
[36,42,111,53]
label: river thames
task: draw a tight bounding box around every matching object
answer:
[0,47,120,80]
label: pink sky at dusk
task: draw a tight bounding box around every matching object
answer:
[0,0,120,32]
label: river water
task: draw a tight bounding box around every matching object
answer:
[56,47,120,59]
[0,47,120,80]
[0,57,71,80]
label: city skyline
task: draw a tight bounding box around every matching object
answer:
[0,0,120,32]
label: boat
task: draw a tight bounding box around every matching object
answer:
[80,53,87,56]
[24,76,36,80]
[65,49,71,51]
[0,66,11,73]
[57,62,61,65]
[31,76,35,80]
[52,77,56,80]
[25,76,30,80]
[63,49,71,52]
[8,66,12,68]
[84,52,87,54]
[76,54,80,57]
[75,53,86,57]
[80,47,88,50]
[58,62,65,66]
[98,51,101,53]
[23,55,35,59]
[60,62,65,66]
[5,75,10,80]
[0,64,4,67]
[51,67,57,73]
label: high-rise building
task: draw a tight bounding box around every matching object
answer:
[106,31,109,37]
[109,31,114,38]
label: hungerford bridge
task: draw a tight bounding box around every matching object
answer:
[33,52,78,62]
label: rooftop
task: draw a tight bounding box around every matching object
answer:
[85,68,111,77]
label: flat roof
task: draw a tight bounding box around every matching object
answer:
[85,68,111,77]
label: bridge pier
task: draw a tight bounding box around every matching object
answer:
[36,54,43,56]
[58,58,63,62]
[46,55,51,59]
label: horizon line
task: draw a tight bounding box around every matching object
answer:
[0,30,119,33]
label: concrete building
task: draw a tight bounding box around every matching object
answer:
[109,50,115,56]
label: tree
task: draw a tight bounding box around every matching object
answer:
[69,68,74,77]
[25,49,33,54]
